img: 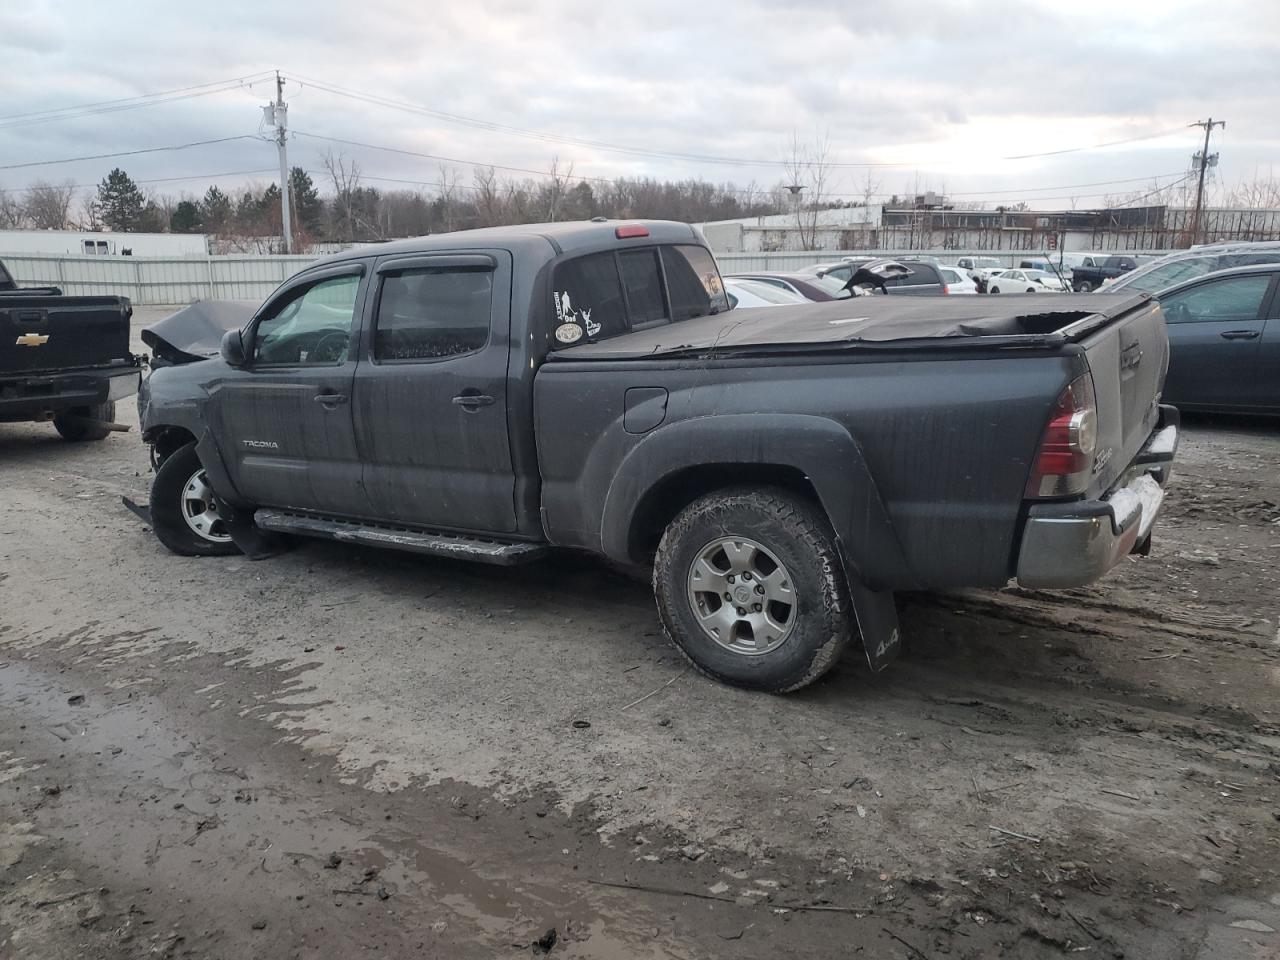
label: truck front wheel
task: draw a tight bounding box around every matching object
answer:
[53,401,115,442]
[653,488,852,692]
[149,442,241,557]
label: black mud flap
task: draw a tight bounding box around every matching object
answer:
[121,496,151,524]
[214,498,289,561]
[849,580,902,672]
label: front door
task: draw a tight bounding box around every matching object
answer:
[1161,272,1276,410]
[352,252,517,534]
[209,266,371,516]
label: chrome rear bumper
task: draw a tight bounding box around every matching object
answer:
[1016,406,1178,589]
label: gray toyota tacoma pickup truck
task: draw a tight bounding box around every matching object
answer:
[138,220,1179,692]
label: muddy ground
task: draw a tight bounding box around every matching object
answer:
[1,306,1278,959]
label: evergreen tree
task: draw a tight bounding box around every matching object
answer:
[201,186,232,232]
[170,200,203,233]
[289,167,323,232]
[95,168,145,231]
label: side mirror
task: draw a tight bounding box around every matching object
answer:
[220,329,247,366]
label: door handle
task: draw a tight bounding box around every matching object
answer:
[1219,330,1261,340]
[313,393,349,405]
[452,394,495,409]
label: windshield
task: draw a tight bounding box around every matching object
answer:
[972,258,1002,269]
[1108,255,1216,294]
[1024,270,1055,281]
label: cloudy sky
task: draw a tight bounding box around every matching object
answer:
[1,0,1276,211]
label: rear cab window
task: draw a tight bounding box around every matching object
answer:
[550,244,727,348]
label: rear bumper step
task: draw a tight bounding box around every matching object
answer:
[253,510,550,566]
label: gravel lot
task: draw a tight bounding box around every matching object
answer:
[1,306,1278,959]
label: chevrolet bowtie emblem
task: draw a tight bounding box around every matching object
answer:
[15,333,49,347]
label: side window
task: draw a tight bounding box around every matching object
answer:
[618,249,667,327]
[661,244,729,320]
[888,265,937,287]
[253,273,361,365]
[552,252,628,346]
[374,267,492,361]
[1161,275,1272,324]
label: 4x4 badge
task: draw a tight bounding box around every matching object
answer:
[15,332,49,346]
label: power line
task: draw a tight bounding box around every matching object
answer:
[0,168,278,195]
[0,73,276,130]
[1001,126,1188,160]
[0,135,259,172]
[288,70,1195,172]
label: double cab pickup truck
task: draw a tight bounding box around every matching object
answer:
[139,220,1179,692]
[1071,254,1154,293]
[1,257,141,441]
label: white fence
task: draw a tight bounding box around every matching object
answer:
[1,253,320,305]
[1,249,1168,305]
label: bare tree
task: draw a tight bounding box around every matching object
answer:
[436,164,461,232]
[472,167,503,227]
[781,131,835,250]
[1225,171,1280,208]
[0,190,21,228]
[539,157,574,221]
[322,150,362,240]
[23,179,77,230]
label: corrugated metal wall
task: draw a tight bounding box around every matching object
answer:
[0,254,320,304]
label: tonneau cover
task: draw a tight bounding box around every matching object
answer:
[549,293,1152,360]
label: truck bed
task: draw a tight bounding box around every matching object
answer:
[547,293,1153,359]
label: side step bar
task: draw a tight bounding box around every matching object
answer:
[254,510,550,566]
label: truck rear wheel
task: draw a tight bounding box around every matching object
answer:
[1075,280,1094,293]
[149,442,241,557]
[53,401,114,442]
[653,488,852,692]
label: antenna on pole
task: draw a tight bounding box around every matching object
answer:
[1188,117,1225,246]
[270,71,293,254]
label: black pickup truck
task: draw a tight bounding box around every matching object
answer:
[1071,254,1153,293]
[138,220,1179,692]
[0,258,141,441]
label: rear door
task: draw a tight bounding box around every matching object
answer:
[352,251,517,533]
[208,265,370,516]
[1159,272,1275,410]
[1252,284,1280,412]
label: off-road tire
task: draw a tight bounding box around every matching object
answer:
[150,442,241,557]
[53,401,114,442]
[653,487,853,693]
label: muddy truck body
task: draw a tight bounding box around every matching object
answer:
[0,258,141,442]
[138,220,1179,692]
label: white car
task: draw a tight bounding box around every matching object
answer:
[937,266,979,295]
[724,278,809,309]
[986,269,1069,294]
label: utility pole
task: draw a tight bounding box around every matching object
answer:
[267,71,293,254]
[1189,117,1224,246]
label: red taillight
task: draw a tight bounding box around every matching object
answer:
[615,224,649,239]
[1025,374,1098,498]
[941,283,950,295]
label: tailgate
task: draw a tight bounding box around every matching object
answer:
[0,296,132,375]
[1078,299,1170,497]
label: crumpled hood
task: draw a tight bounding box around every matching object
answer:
[141,299,257,366]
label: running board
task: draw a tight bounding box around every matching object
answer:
[253,510,550,566]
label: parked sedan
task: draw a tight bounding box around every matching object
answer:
[938,266,979,295]
[725,272,851,301]
[724,277,809,309]
[987,269,1070,294]
[1155,263,1279,414]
